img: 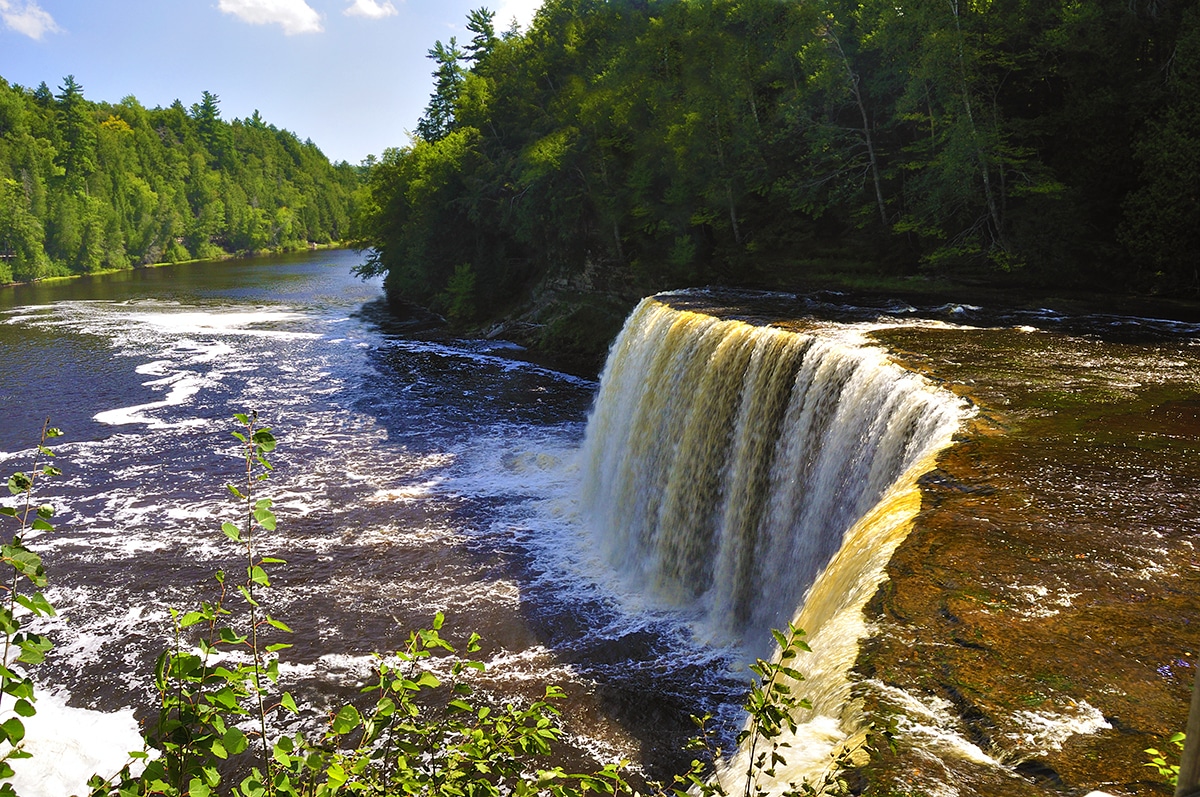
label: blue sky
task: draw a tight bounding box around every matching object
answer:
[0,0,543,164]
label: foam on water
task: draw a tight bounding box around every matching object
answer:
[1002,702,1112,758]
[5,692,148,797]
[3,279,1144,795]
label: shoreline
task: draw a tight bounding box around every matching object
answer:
[0,241,351,289]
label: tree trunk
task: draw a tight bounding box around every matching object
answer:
[948,0,1005,249]
[822,21,888,227]
[1178,671,1200,796]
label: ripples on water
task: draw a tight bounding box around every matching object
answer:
[0,254,743,788]
[4,259,1199,796]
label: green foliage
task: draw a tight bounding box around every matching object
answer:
[356,0,1200,306]
[659,624,874,797]
[1119,6,1200,292]
[0,420,62,791]
[441,262,477,322]
[1146,731,1185,787]
[0,75,358,283]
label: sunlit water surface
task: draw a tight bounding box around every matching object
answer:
[0,252,742,787]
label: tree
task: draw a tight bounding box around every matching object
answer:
[464,7,498,65]
[0,177,50,280]
[1120,5,1200,293]
[191,90,233,167]
[416,38,466,143]
[55,75,97,184]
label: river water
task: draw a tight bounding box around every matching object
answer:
[0,251,742,789]
[3,253,1199,797]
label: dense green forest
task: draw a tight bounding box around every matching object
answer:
[355,0,1200,323]
[0,75,359,284]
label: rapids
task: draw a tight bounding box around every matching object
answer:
[2,259,1198,796]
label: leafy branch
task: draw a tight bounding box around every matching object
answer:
[0,419,62,796]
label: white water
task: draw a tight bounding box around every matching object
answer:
[0,276,744,793]
[4,692,147,795]
[579,297,969,790]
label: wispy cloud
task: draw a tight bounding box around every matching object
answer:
[218,0,323,35]
[344,0,398,20]
[0,0,62,40]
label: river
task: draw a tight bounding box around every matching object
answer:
[0,251,742,791]
[2,253,1199,797]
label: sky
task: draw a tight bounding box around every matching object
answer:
[0,0,544,164]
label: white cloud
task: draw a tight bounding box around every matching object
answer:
[493,0,541,33]
[0,0,62,40]
[218,0,323,35]
[344,0,397,20]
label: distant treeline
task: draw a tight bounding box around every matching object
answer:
[0,76,359,283]
[356,0,1200,320]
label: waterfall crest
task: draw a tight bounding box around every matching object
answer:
[579,295,968,787]
[581,297,965,648]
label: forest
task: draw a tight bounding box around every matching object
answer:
[354,0,1200,324]
[0,75,359,284]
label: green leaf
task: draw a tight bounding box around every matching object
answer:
[179,611,206,628]
[224,727,249,755]
[222,522,242,542]
[13,699,35,718]
[44,428,62,439]
[16,633,52,665]
[1,717,25,744]
[14,592,56,617]
[219,627,247,645]
[7,472,31,495]
[31,517,53,532]
[252,429,276,452]
[325,762,348,789]
[253,506,276,531]
[0,507,15,517]
[281,692,299,714]
[237,585,259,607]
[35,505,53,519]
[265,615,293,633]
[331,704,362,735]
[249,565,270,586]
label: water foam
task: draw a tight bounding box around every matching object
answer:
[578,297,970,791]
[5,692,148,797]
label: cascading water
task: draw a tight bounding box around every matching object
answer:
[579,296,969,788]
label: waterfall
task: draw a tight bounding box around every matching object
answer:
[579,296,968,788]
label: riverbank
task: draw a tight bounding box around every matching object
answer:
[0,241,349,289]
[456,261,1200,377]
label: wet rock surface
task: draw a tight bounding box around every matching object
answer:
[859,326,1200,796]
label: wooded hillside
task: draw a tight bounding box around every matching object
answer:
[0,76,359,283]
[355,0,1200,321]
